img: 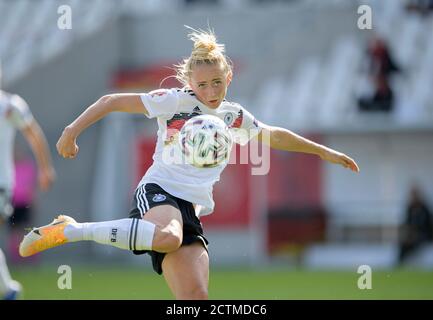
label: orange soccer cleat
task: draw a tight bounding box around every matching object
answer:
[19,215,77,257]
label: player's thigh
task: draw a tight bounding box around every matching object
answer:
[162,242,209,300]
[142,204,183,228]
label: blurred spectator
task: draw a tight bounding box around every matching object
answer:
[358,75,394,112]
[366,36,400,80]
[398,186,433,264]
[358,35,400,112]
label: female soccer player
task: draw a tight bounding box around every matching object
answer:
[20,28,359,300]
[1,70,56,299]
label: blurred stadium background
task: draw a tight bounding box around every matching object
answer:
[1,0,433,299]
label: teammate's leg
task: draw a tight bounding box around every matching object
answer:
[0,192,21,299]
[162,242,209,300]
[0,248,13,294]
[0,249,21,299]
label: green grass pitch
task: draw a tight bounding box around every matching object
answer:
[10,265,433,299]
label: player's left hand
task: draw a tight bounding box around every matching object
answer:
[320,149,360,173]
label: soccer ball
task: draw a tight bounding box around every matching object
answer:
[179,115,233,168]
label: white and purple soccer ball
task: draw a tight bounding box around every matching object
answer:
[179,115,233,168]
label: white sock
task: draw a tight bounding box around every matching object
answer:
[0,249,13,295]
[64,218,155,251]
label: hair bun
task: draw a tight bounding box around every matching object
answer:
[194,39,217,52]
[174,26,233,86]
[187,27,225,59]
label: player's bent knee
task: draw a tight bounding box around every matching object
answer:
[153,230,182,253]
[161,233,182,252]
[143,206,183,253]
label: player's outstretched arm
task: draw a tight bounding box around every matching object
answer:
[21,120,56,191]
[256,125,360,173]
[57,94,148,159]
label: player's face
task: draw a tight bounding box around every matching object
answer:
[189,63,232,109]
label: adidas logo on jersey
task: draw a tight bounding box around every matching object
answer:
[193,106,202,113]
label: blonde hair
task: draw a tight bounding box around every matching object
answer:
[175,26,233,86]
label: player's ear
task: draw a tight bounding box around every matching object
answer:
[187,79,194,90]
[226,71,232,86]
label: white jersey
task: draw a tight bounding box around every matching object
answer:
[138,87,263,217]
[0,91,33,191]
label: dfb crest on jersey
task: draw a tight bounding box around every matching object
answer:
[224,112,235,126]
[152,194,166,202]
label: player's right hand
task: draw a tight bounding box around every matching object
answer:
[56,127,79,159]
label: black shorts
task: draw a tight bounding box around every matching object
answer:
[128,183,209,275]
[8,206,32,228]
